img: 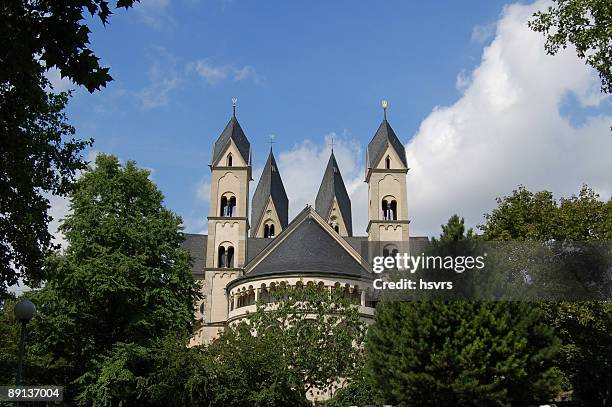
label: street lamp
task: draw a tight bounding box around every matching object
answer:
[14,300,36,387]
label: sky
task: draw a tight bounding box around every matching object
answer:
[47,0,612,245]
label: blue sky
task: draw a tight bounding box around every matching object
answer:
[50,0,612,239]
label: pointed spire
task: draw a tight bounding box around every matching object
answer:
[211,100,251,166]
[251,149,289,236]
[315,152,353,236]
[367,101,407,169]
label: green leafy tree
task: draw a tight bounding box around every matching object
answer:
[367,301,562,407]
[479,185,612,405]
[529,0,612,94]
[245,284,367,400]
[326,371,378,407]
[1,0,138,297]
[14,154,200,405]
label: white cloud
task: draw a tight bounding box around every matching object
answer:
[196,178,211,202]
[405,0,612,238]
[271,134,368,234]
[471,21,496,44]
[136,49,181,110]
[191,60,260,84]
[134,0,174,28]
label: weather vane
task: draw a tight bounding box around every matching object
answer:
[329,135,335,152]
[232,97,237,117]
[382,99,388,120]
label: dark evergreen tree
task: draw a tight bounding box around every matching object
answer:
[367,301,562,407]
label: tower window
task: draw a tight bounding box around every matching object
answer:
[382,198,398,220]
[264,222,276,238]
[334,225,340,233]
[385,156,391,169]
[218,245,234,268]
[218,246,226,267]
[227,154,233,167]
[221,195,236,217]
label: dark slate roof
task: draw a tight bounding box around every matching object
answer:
[211,116,251,166]
[367,119,407,168]
[181,233,207,273]
[344,236,368,255]
[315,152,353,236]
[250,150,289,236]
[246,237,274,263]
[246,216,367,278]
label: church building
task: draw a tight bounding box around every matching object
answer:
[183,101,427,345]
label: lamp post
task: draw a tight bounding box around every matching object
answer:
[14,300,36,387]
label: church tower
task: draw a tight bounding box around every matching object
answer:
[202,100,251,341]
[315,151,353,237]
[251,148,289,238]
[366,100,409,243]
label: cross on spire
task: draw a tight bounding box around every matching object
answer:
[382,99,388,120]
[232,97,237,117]
[268,134,275,150]
[329,135,335,152]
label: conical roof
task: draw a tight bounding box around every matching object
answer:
[251,149,289,235]
[367,119,407,168]
[211,115,251,166]
[315,152,352,236]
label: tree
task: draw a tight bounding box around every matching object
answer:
[244,284,367,400]
[479,185,612,405]
[1,0,138,298]
[432,214,474,242]
[529,0,612,94]
[0,89,92,298]
[541,301,612,407]
[17,154,200,405]
[326,371,378,407]
[367,301,562,407]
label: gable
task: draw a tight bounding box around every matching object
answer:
[374,143,406,170]
[246,209,368,278]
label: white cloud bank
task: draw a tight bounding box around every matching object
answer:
[405,0,612,237]
[191,60,260,85]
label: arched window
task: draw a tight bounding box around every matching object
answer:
[227,246,234,268]
[228,196,236,216]
[269,224,275,238]
[227,154,233,167]
[385,155,391,169]
[334,225,339,233]
[264,224,270,238]
[218,246,226,267]
[220,196,228,217]
[382,198,398,220]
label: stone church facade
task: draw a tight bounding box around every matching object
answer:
[183,104,427,345]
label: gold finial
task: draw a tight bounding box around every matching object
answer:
[232,97,237,117]
[382,99,388,120]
